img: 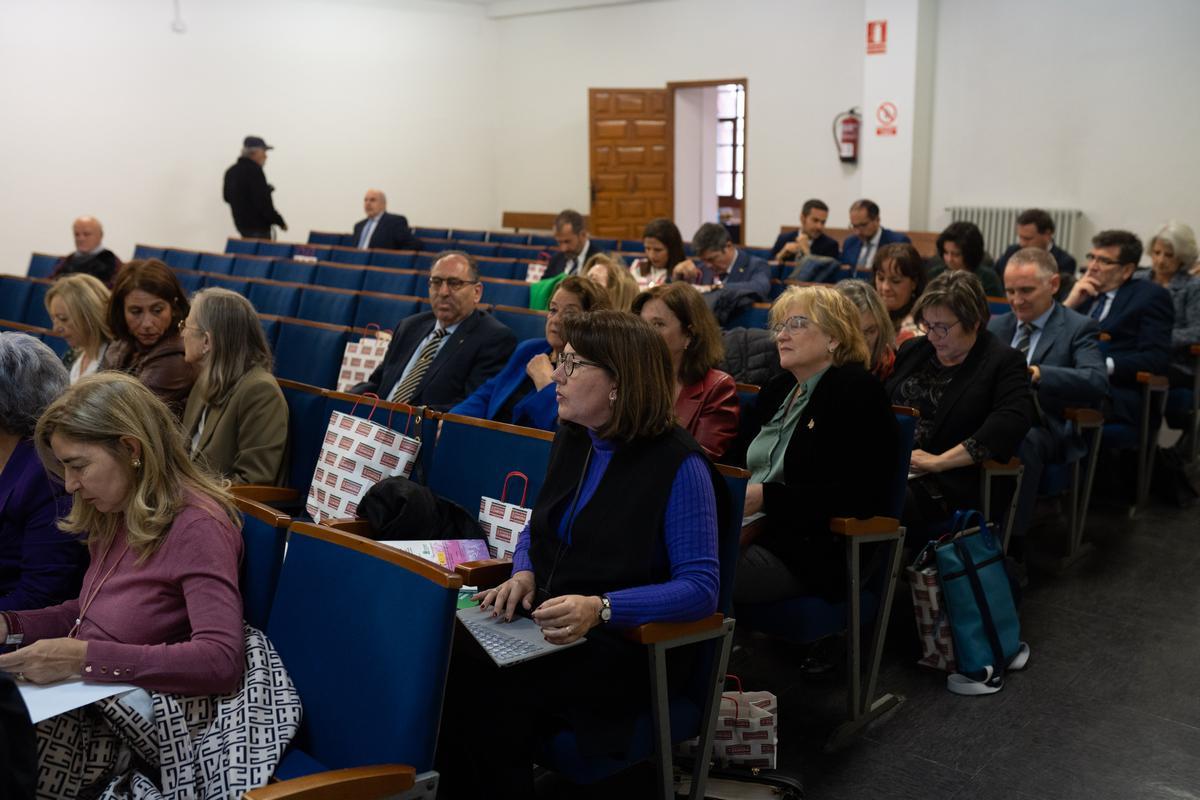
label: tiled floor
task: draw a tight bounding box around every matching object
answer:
[537,465,1199,799]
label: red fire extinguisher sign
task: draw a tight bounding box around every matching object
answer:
[867,20,887,55]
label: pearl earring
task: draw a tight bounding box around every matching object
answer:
[131,458,142,469]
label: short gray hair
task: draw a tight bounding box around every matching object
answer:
[1006,246,1058,279]
[1148,221,1199,269]
[0,333,69,437]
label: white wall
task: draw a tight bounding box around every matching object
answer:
[927,0,1200,257]
[0,0,498,273]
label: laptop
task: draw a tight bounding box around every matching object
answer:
[456,606,585,667]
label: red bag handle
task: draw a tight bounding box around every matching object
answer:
[500,471,529,506]
[363,323,382,337]
[349,392,382,422]
[382,402,419,437]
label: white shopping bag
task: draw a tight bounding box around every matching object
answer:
[524,262,547,283]
[677,676,778,769]
[477,472,532,560]
[337,325,393,393]
[305,396,421,523]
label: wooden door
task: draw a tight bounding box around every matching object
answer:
[588,88,672,241]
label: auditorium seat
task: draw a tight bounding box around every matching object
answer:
[744,246,772,261]
[256,242,294,259]
[313,262,366,292]
[369,250,416,270]
[621,239,646,254]
[206,276,252,294]
[232,255,275,280]
[271,259,317,284]
[724,304,770,330]
[133,244,168,261]
[274,319,352,389]
[163,249,201,271]
[27,253,59,279]
[233,496,290,632]
[307,231,349,246]
[414,227,449,239]
[174,270,205,295]
[327,246,371,266]
[489,232,530,245]
[589,237,618,251]
[496,244,544,260]
[198,253,235,274]
[459,242,498,258]
[477,259,520,280]
[249,282,302,318]
[414,254,438,271]
[297,288,359,327]
[22,281,51,327]
[225,238,259,256]
[491,306,546,342]
[275,379,331,492]
[480,279,530,308]
[362,268,418,297]
[414,272,430,296]
[419,238,451,251]
[0,277,34,322]
[353,293,421,331]
[529,234,556,248]
[259,315,282,349]
[425,413,554,512]
[291,245,332,262]
[451,229,487,242]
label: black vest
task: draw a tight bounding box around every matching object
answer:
[529,424,717,601]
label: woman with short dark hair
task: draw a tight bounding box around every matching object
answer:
[931,221,1003,296]
[100,258,195,417]
[440,310,726,798]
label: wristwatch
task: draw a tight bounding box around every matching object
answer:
[598,596,612,624]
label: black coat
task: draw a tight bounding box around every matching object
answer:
[0,672,35,800]
[222,157,285,234]
[52,249,122,286]
[885,329,1034,510]
[351,212,418,251]
[351,309,516,411]
[755,363,899,599]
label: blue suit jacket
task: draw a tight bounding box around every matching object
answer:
[839,227,911,267]
[450,338,559,431]
[995,243,1077,279]
[695,249,771,300]
[352,212,418,251]
[769,231,840,261]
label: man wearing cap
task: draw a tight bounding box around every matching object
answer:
[223,135,287,239]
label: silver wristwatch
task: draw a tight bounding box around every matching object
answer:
[599,596,612,624]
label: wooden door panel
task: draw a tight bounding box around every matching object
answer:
[589,87,672,241]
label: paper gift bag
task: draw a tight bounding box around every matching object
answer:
[907,558,956,672]
[336,325,392,393]
[524,261,547,282]
[306,396,420,523]
[678,676,778,769]
[477,471,531,560]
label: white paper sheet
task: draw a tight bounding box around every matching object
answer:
[17,678,139,723]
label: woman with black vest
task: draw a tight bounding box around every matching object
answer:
[438,310,726,799]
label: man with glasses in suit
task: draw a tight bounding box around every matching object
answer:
[839,198,911,273]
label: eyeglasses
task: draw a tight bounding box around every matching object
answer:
[177,319,203,335]
[428,277,479,291]
[850,219,875,231]
[1084,253,1124,268]
[770,315,812,335]
[917,319,961,338]
[555,353,604,377]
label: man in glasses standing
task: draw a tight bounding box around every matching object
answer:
[352,251,515,410]
[1063,230,1173,426]
[840,199,911,274]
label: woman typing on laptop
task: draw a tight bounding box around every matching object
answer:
[438,309,726,799]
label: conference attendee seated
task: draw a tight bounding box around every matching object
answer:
[633,282,740,460]
[585,252,639,311]
[351,188,418,251]
[100,259,196,418]
[0,373,297,797]
[734,286,898,603]
[770,198,840,262]
[1146,221,1200,384]
[180,288,289,485]
[673,222,771,300]
[352,251,516,410]
[873,242,928,344]
[840,198,911,273]
[885,271,1034,540]
[1063,230,1174,427]
[928,221,1004,297]
[630,217,686,288]
[50,216,122,286]
[543,209,593,278]
[438,310,724,799]
[44,273,113,384]
[451,276,610,430]
[837,279,897,380]
[0,334,87,611]
[988,248,1107,546]
[994,208,1078,279]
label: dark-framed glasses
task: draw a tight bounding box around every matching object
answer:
[555,353,604,377]
[917,319,961,338]
[770,314,812,335]
[1084,252,1123,268]
[428,277,479,291]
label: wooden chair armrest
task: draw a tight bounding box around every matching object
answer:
[625,613,724,645]
[455,558,513,588]
[1191,344,1200,356]
[323,519,374,536]
[982,457,1023,474]
[829,516,900,536]
[242,764,415,800]
[230,485,301,504]
[1136,371,1169,391]
[1064,407,1105,427]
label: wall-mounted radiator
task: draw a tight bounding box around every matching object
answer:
[945,206,1082,262]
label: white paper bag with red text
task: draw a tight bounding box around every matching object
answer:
[524,262,547,282]
[337,327,392,393]
[305,409,420,523]
[677,678,777,769]
[477,472,532,560]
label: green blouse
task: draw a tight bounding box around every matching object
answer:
[747,369,828,485]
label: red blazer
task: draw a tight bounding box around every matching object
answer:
[675,368,739,461]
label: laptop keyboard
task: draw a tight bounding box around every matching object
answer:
[463,620,540,661]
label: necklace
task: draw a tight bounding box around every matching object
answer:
[68,534,128,639]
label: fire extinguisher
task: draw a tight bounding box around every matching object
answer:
[832,108,861,163]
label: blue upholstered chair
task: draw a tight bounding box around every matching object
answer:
[589,237,619,251]
[259,316,282,350]
[256,241,294,259]
[477,260,519,280]
[232,255,275,280]
[133,244,168,260]
[480,279,530,309]
[368,250,416,270]
[248,282,302,319]
[489,232,530,245]
[362,269,418,297]
[270,259,316,284]
[414,227,450,240]
[314,262,366,292]
[724,303,769,331]
[225,238,259,255]
[424,412,554,513]
[232,496,290,632]
[27,253,59,279]
[205,276,251,295]
[273,320,351,389]
[172,270,205,295]
[451,229,488,242]
[297,288,359,327]
[0,277,33,322]
[163,249,201,271]
[306,231,348,246]
[327,247,371,266]
[198,253,235,275]
[490,306,547,343]
[353,294,420,331]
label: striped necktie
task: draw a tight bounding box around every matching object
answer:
[1090,294,1109,321]
[1015,322,1035,361]
[389,328,446,404]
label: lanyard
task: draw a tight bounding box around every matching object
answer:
[69,534,127,639]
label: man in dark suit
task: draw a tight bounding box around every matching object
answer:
[51,216,122,286]
[1063,230,1174,427]
[989,247,1108,543]
[222,135,286,239]
[351,189,418,251]
[675,222,771,300]
[994,208,1077,280]
[351,251,516,410]
[770,198,840,262]
[839,198,911,271]
[542,209,593,278]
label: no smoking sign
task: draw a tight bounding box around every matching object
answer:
[876,102,898,136]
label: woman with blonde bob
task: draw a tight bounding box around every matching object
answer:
[44,273,113,384]
[584,251,640,311]
[181,287,289,485]
[735,285,899,604]
[0,373,296,797]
